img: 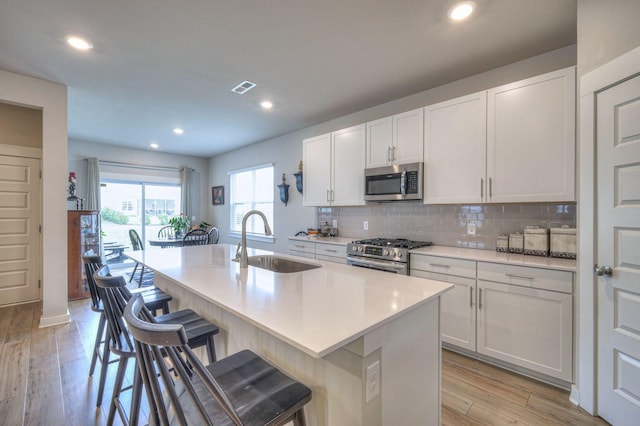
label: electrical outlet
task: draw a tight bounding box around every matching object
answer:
[363,221,369,231]
[333,219,338,228]
[366,360,380,402]
[467,223,476,235]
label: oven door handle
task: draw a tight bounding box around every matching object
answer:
[347,257,407,273]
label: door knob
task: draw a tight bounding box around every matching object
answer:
[594,265,613,277]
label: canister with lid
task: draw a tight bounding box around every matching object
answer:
[496,234,509,252]
[550,225,577,259]
[508,232,524,254]
[524,226,549,256]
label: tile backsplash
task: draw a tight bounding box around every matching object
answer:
[316,202,576,251]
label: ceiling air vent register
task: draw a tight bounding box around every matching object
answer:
[231,80,257,94]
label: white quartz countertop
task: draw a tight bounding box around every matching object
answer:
[410,246,576,272]
[127,244,452,359]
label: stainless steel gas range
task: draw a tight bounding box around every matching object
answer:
[346,238,432,275]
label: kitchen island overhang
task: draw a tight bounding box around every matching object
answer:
[127,244,452,425]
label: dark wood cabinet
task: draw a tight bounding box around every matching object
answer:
[68,210,100,300]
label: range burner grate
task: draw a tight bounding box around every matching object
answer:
[352,238,432,249]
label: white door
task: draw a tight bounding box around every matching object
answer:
[0,155,41,305]
[366,117,393,168]
[596,74,640,425]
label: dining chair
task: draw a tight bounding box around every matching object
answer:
[82,251,172,408]
[128,229,149,286]
[157,225,175,239]
[207,226,220,244]
[94,265,220,424]
[183,228,209,246]
[124,293,312,426]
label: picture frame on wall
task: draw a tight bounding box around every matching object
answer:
[212,186,224,205]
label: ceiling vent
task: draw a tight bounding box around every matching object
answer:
[231,80,257,94]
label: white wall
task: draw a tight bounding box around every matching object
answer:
[68,139,210,224]
[0,69,69,326]
[209,45,576,254]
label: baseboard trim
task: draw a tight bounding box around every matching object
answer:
[569,384,579,406]
[39,311,71,328]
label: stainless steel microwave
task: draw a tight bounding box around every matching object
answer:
[364,162,423,201]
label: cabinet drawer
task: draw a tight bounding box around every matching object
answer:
[411,254,476,279]
[287,239,315,255]
[315,242,346,258]
[477,262,572,294]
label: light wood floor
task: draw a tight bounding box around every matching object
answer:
[1,300,609,426]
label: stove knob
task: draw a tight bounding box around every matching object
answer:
[358,246,363,252]
[397,252,403,258]
[384,249,389,256]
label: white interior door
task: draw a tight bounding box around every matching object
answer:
[0,155,41,305]
[596,73,640,425]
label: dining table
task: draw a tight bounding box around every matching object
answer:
[147,237,185,248]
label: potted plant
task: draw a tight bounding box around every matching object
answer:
[169,214,191,237]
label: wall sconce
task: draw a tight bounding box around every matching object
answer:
[293,160,303,194]
[277,173,290,206]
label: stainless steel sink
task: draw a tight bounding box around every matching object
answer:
[247,255,321,273]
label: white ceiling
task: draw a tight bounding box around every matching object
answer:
[0,0,576,158]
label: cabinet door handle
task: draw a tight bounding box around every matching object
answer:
[387,146,391,163]
[326,190,330,202]
[294,244,305,249]
[429,263,450,269]
[505,273,534,281]
[480,178,484,199]
[470,287,474,308]
[324,249,337,253]
[331,190,335,201]
[489,177,493,198]
[391,146,396,162]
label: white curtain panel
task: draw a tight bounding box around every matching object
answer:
[86,157,101,210]
[181,167,192,220]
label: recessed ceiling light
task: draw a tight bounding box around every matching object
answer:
[231,80,257,94]
[448,1,476,21]
[173,128,184,135]
[260,101,273,109]
[65,35,93,51]
[149,143,159,149]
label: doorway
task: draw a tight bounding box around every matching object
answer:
[100,180,181,267]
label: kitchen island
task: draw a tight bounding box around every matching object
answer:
[127,244,452,425]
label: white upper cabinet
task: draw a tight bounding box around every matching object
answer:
[303,125,365,207]
[303,133,332,206]
[424,92,487,204]
[424,67,575,204]
[487,67,576,202]
[366,108,424,168]
[332,124,366,206]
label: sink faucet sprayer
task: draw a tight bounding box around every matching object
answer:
[237,210,272,268]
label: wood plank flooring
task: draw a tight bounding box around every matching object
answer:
[0,300,609,425]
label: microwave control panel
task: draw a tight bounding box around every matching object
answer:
[406,171,419,194]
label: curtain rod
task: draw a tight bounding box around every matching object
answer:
[84,158,194,172]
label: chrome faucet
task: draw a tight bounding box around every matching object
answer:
[239,210,272,268]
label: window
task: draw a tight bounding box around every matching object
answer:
[121,201,133,212]
[229,164,274,239]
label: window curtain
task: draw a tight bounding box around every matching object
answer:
[180,167,192,221]
[86,157,101,210]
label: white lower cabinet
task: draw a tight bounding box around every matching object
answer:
[412,270,476,351]
[411,253,573,383]
[287,239,315,259]
[315,242,347,264]
[476,262,573,382]
[287,238,347,264]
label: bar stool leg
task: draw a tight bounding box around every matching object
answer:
[96,325,111,407]
[107,356,129,426]
[89,313,106,376]
[206,335,217,363]
[129,366,143,426]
